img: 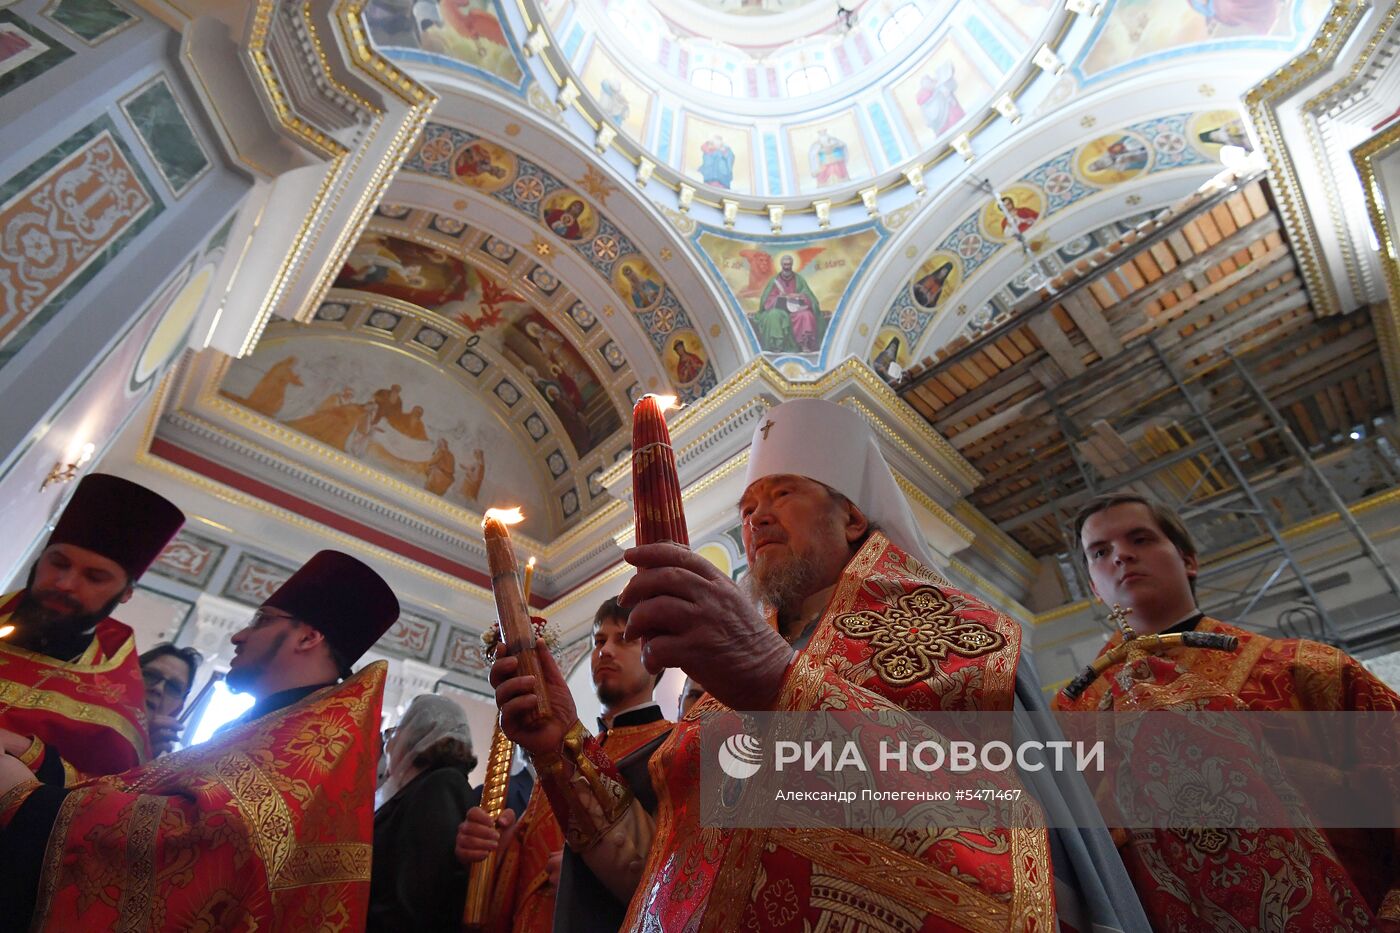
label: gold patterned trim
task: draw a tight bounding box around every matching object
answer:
[1298,2,1400,304]
[17,734,44,768]
[273,842,373,889]
[834,586,1008,687]
[781,829,1011,933]
[0,678,147,756]
[1354,116,1400,406]
[115,795,166,932]
[0,777,39,827]
[34,786,88,924]
[215,750,296,879]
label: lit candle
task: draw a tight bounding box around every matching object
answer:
[631,395,689,547]
[481,509,551,724]
[522,556,536,605]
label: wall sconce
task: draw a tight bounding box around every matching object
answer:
[767,204,784,233]
[42,442,95,491]
[722,199,739,228]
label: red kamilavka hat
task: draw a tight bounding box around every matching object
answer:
[262,550,400,664]
[47,474,186,579]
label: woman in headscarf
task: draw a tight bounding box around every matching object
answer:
[368,694,479,932]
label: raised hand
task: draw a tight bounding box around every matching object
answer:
[620,542,794,711]
[489,638,579,757]
[149,713,183,756]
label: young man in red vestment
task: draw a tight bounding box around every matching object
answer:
[1057,493,1400,930]
[457,597,672,933]
[0,473,184,783]
[0,548,401,931]
[489,399,1153,933]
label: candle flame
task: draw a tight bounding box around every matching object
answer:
[646,394,678,413]
[527,556,537,568]
[0,624,12,639]
[483,507,524,526]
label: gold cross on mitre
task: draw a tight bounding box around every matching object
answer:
[760,419,775,440]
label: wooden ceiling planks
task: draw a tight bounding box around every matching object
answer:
[894,174,1394,557]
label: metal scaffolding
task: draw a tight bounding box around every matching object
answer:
[1040,330,1400,649]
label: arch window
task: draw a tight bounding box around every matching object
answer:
[785,65,831,96]
[878,4,923,51]
[692,67,734,96]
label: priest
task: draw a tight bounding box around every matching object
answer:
[457,597,672,932]
[0,473,185,782]
[1058,493,1400,929]
[491,398,1151,932]
[0,548,401,931]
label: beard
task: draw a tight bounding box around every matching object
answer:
[747,549,823,633]
[12,567,124,655]
[595,668,651,710]
[226,631,288,695]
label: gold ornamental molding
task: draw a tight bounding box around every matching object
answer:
[1244,0,1370,318]
[139,0,437,359]
[1354,119,1400,407]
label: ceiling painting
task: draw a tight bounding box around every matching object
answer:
[364,0,528,91]
[1075,0,1331,85]
[218,331,552,534]
[698,222,885,372]
[871,110,1233,370]
[400,122,720,402]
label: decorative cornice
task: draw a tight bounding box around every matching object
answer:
[1353,93,1400,408]
[1244,0,1370,317]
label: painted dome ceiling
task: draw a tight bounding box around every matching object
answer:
[183,0,1333,570]
[459,0,1068,200]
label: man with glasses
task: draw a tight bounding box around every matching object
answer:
[137,643,201,755]
[0,548,402,929]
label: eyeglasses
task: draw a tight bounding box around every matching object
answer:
[142,669,191,704]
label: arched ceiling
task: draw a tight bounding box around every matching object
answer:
[543,0,1066,199]
[194,0,1334,567]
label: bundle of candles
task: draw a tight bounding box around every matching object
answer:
[631,394,689,547]
[466,509,541,931]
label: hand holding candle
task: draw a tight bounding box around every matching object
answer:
[482,508,551,725]
[631,395,689,547]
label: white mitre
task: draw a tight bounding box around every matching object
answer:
[743,398,937,567]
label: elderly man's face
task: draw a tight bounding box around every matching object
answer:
[739,475,865,617]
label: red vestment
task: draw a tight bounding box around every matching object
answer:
[1057,617,1400,929]
[1,662,387,931]
[487,715,673,932]
[602,533,1057,931]
[0,590,149,779]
